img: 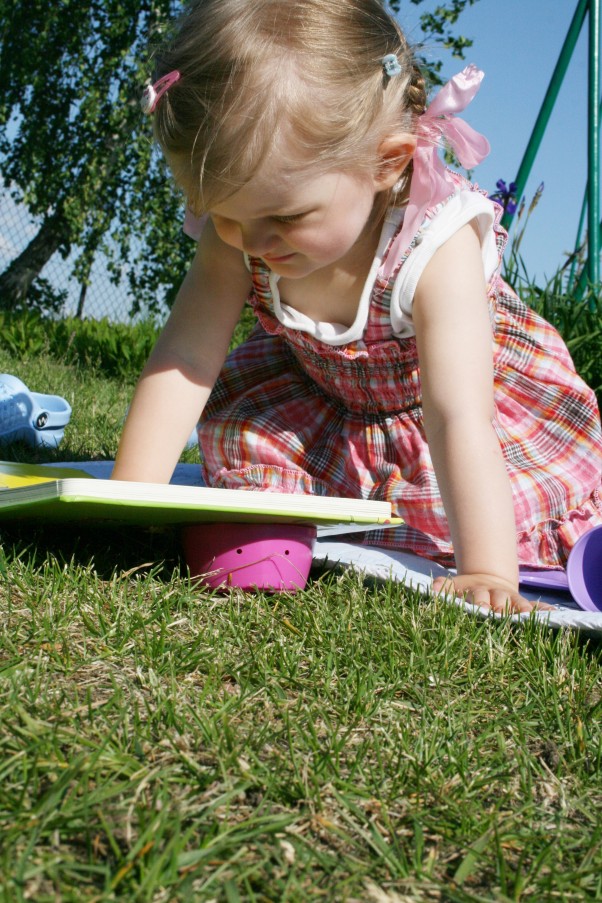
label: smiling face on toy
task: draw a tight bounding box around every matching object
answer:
[182,522,316,592]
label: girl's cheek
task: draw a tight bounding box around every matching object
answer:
[288,224,323,249]
[212,217,243,251]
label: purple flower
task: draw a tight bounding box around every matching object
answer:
[490,179,518,216]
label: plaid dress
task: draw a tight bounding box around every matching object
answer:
[199,185,602,568]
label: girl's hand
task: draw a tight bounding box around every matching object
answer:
[432,573,555,614]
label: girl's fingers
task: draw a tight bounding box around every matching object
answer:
[431,576,555,613]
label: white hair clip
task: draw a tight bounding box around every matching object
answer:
[382,54,402,78]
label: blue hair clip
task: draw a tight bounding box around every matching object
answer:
[382,53,402,78]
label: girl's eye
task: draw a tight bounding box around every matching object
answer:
[273,213,306,224]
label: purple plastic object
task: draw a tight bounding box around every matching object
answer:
[182,522,316,592]
[519,527,602,611]
[519,567,569,591]
[566,525,602,612]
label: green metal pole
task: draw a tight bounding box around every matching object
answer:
[568,186,588,292]
[587,0,601,286]
[569,83,602,293]
[501,0,589,232]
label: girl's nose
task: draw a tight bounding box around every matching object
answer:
[240,222,277,257]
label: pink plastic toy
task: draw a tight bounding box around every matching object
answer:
[182,522,317,592]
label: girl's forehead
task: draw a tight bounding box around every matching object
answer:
[209,132,349,216]
[210,165,339,218]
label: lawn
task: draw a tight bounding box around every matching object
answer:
[0,336,601,902]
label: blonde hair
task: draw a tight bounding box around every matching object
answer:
[151,0,427,213]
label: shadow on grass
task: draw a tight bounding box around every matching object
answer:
[0,519,184,581]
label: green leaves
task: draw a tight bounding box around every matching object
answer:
[0,0,185,311]
[390,0,479,81]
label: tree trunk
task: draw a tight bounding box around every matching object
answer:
[0,212,69,311]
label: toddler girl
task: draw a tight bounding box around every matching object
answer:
[114,0,602,612]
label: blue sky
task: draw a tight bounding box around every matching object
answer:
[399,0,593,284]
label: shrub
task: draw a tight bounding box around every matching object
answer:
[0,312,160,381]
[519,278,602,404]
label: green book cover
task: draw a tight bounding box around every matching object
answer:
[0,461,399,527]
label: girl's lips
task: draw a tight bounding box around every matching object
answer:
[262,252,297,264]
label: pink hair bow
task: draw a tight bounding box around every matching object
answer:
[382,65,490,278]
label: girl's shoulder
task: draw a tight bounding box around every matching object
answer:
[383,174,498,268]
[427,170,493,219]
[385,175,504,337]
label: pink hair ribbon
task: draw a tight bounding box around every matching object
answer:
[382,64,490,278]
[141,70,181,115]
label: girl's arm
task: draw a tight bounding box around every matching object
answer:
[112,220,251,484]
[413,221,544,613]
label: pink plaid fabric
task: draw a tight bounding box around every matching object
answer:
[199,178,602,568]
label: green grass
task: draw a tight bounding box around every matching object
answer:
[0,347,601,901]
[1,536,601,902]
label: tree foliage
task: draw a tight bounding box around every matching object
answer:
[394,0,480,78]
[0,0,478,316]
[0,0,192,314]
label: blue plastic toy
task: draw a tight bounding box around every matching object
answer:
[0,374,72,448]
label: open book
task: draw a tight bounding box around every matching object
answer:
[0,460,398,527]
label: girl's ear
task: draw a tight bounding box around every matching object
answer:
[374,133,417,190]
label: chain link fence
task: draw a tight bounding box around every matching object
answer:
[0,186,170,323]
